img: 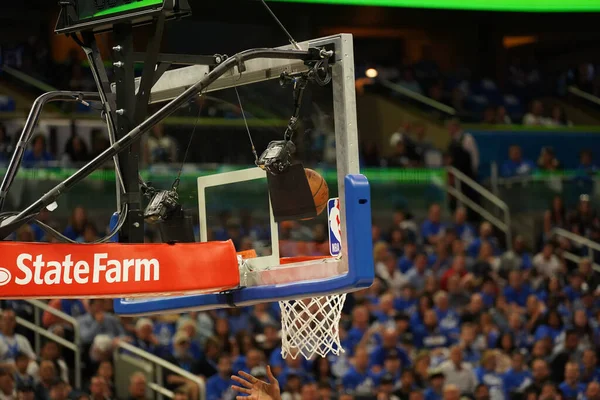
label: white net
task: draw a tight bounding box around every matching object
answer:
[279,293,347,360]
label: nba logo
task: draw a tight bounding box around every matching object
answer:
[328,198,342,257]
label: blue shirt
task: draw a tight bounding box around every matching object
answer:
[398,256,415,274]
[413,326,453,350]
[342,366,375,392]
[345,327,367,354]
[421,220,443,244]
[369,345,411,369]
[501,159,535,177]
[405,269,431,292]
[435,307,461,335]
[206,375,235,400]
[558,381,586,400]
[580,367,600,384]
[475,367,505,400]
[503,284,532,307]
[503,369,532,398]
[454,223,476,244]
[534,325,563,344]
[394,297,417,315]
[564,286,583,303]
[519,252,533,270]
[22,150,53,168]
[424,388,443,400]
[468,237,500,258]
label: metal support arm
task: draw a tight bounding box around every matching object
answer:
[0,47,317,239]
[0,91,101,212]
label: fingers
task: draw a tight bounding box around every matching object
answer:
[237,396,256,400]
[231,385,252,395]
[231,375,253,388]
[238,371,258,383]
[266,365,278,384]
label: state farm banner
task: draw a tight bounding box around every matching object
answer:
[0,241,240,298]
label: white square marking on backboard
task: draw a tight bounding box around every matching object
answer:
[197,167,279,271]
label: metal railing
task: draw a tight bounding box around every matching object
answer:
[114,341,205,400]
[568,86,600,107]
[551,227,600,272]
[379,78,457,116]
[16,300,81,388]
[446,166,513,250]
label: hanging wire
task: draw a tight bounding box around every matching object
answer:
[234,86,259,163]
[172,94,204,190]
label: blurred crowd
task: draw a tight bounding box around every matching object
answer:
[1,189,600,400]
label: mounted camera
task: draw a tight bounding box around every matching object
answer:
[257,140,296,175]
[143,189,180,224]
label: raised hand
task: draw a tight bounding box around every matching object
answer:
[231,365,281,400]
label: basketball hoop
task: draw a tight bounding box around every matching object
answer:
[279,293,347,360]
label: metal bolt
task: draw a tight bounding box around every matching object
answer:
[215,56,222,64]
[112,45,122,52]
[133,222,140,228]
[113,61,124,68]
[116,109,125,115]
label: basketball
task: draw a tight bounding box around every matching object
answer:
[305,168,329,215]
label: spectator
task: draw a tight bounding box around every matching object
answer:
[468,222,499,258]
[42,299,87,330]
[22,134,53,168]
[342,347,374,393]
[447,119,479,179]
[13,353,33,389]
[164,331,203,390]
[63,206,88,242]
[395,369,417,400]
[130,318,162,356]
[523,100,546,126]
[0,368,14,400]
[88,376,109,400]
[40,341,68,384]
[0,310,36,372]
[76,299,124,346]
[551,330,583,383]
[63,133,90,165]
[34,360,57,400]
[424,370,445,400]
[439,346,477,396]
[377,251,407,295]
[524,358,550,396]
[205,354,234,400]
[580,349,600,384]
[547,105,572,127]
[16,384,34,400]
[578,150,598,175]
[559,362,586,399]
[440,255,469,292]
[452,207,475,245]
[143,124,177,164]
[442,384,461,400]
[95,361,114,398]
[586,382,600,400]
[537,147,560,172]
[386,133,418,168]
[501,145,535,178]
[532,242,563,283]
[413,309,453,350]
[127,373,148,400]
[399,241,418,274]
[397,69,423,95]
[533,309,564,345]
[369,328,411,372]
[361,141,382,167]
[48,379,68,400]
[406,253,432,292]
[495,106,512,125]
[503,351,532,398]
[421,204,444,246]
[474,351,504,400]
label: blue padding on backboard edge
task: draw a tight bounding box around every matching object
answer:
[113,174,374,315]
